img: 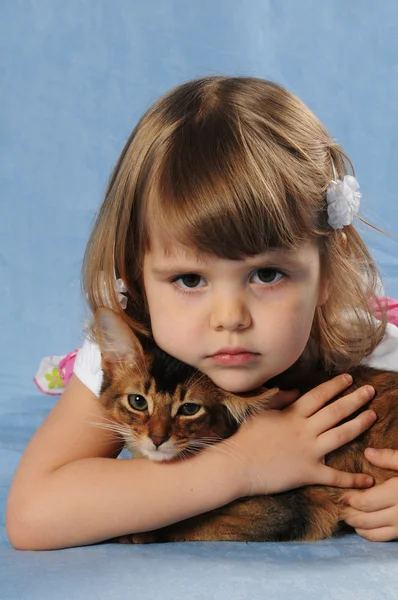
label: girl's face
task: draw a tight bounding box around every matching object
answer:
[142,237,329,393]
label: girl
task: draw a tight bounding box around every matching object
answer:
[7,76,398,549]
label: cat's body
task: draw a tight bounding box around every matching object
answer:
[96,308,398,543]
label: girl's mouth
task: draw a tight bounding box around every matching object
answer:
[209,352,259,366]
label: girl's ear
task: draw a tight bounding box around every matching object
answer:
[317,274,330,307]
[221,387,279,423]
[94,308,145,368]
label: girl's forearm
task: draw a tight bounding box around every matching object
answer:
[7,446,243,550]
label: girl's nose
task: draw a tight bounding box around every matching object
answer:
[210,296,251,331]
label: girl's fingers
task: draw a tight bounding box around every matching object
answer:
[344,479,397,512]
[312,384,375,434]
[344,506,395,530]
[319,409,377,456]
[319,465,373,489]
[364,447,398,470]
[296,374,356,417]
[354,527,396,542]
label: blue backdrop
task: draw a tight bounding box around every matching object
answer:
[1,2,398,597]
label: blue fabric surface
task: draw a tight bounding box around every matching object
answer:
[1,538,398,600]
[2,0,398,596]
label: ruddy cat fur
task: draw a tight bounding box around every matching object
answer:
[95,308,398,543]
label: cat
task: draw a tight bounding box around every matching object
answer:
[94,307,398,543]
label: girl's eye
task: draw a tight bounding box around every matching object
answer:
[128,394,148,411]
[173,274,205,290]
[251,268,284,285]
[178,403,201,416]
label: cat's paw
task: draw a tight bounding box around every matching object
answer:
[117,531,160,544]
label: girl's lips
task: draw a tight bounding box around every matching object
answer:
[209,352,259,366]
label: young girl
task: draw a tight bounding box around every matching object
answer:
[7,76,398,549]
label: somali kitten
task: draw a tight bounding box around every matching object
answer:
[95,307,398,543]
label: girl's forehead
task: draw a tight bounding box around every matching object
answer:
[145,226,209,261]
[145,235,320,268]
[145,237,212,266]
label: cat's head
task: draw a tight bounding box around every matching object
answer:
[94,308,278,461]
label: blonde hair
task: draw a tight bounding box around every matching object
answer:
[83,76,386,371]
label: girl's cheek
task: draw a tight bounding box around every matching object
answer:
[276,295,317,339]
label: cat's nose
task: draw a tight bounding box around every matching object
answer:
[150,434,169,448]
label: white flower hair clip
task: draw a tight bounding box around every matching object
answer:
[99,272,128,310]
[114,278,128,309]
[326,171,361,230]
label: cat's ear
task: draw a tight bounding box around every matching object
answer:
[94,307,145,369]
[221,387,279,423]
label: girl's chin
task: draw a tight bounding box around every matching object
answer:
[206,370,268,394]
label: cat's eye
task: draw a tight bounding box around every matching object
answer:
[178,403,201,416]
[128,394,148,411]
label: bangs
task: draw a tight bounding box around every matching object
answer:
[142,110,327,259]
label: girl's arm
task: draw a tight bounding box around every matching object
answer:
[6,375,244,550]
[6,374,375,550]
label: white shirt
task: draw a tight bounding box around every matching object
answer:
[74,322,398,397]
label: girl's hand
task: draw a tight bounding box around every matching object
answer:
[343,448,398,541]
[229,374,376,497]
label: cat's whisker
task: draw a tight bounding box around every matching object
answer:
[188,436,223,444]
[217,439,264,491]
[133,359,147,380]
[87,420,132,441]
[185,437,246,467]
[201,443,246,465]
[85,413,126,426]
[86,424,122,437]
[81,429,125,447]
[186,442,208,451]
[218,437,246,457]
[206,437,251,467]
[87,420,128,433]
[186,442,215,451]
[185,370,212,393]
[178,448,194,460]
[123,437,140,453]
[85,412,130,429]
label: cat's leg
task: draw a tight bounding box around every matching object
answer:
[117,506,255,544]
[116,511,249,544]
[116,490,341,544]
[298,487,343,541]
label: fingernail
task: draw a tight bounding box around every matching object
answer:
[366,447,377,456]
[365,476,373,486]
[344,374,353,384]
[364,386,375,399]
